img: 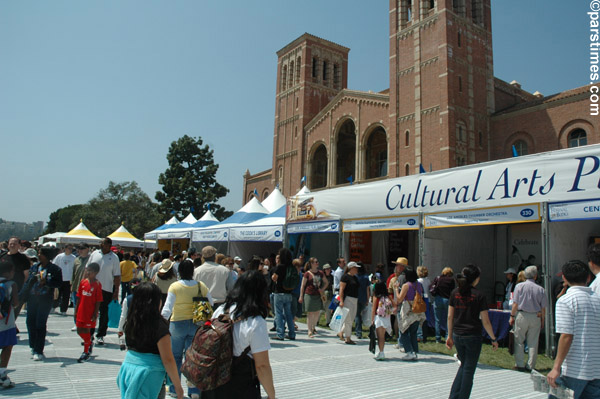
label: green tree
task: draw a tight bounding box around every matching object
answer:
[82,181,163,238]
[44,204,86,234]
[155,135,232,220]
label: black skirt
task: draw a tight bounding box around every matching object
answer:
[200,354,260,399]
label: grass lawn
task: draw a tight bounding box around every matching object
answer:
[297,313,554,374]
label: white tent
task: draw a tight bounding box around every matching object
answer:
[156,212,200,239]
[108,225,144,248]
[144,216,179,240]
[37,232,67,246]
[57,221,101,245]
[261,187,287,213]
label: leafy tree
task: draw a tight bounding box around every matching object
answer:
[82,181,163,238]
[155,135,232,220]
[44,204,86,234]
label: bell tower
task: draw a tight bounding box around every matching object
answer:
[272,34,349,197]
[389,0,494,176]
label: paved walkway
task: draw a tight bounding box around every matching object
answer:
[5,308,546,398]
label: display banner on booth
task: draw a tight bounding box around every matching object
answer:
[191,228,229,242]
[287,220,340,234]
[286,145,600,222]
[549,198,600,221]
[343,215,419,232]
[229,226,284,242]
[425,204,540,228]
[156,231,190,239]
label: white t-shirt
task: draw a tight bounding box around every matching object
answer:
[53,252,76,283]
[418,277,431,299]
[555,286,600,380]
[212,305,271,358]
[88,249,121,293]
[590,271,600,295]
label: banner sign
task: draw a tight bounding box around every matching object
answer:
[191,228,229,242]
[286,145,600,222]
[343,215,419,232]
[349,232,372,263]
[549,198,600,221]
[425,204,540,228]
[229,225,284,242]
[156,230,190,239]
[287,220,340,234]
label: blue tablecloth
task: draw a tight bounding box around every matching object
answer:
[483,309,511,341]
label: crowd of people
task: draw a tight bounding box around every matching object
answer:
[0,235,599,398]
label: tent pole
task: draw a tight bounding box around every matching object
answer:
[541,202,554,358]
[418,212,424,266]
[338,222,344,259]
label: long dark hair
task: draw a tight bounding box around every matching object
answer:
[124,282,163,348]
[278,247,292,267]
[157,268,175,280]
[374,281,388,298]
[456,264,481,295]
[224,270,268,320]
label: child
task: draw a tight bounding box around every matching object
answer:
[370,281,394,361]
[75,262,103,363]
[0,260,18,388]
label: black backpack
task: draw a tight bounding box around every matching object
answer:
[282,265,300,291]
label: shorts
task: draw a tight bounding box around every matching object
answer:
[0,328,17,348]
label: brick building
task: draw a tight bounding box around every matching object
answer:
[243,0,597,204]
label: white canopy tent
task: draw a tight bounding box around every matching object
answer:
[144,216,179,240]
[108,225,144,248]
[156,213,198,240]
[57,222,101,246]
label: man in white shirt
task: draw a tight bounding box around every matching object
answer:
[333,257,346,294]
[87,237,121,345]
[193,246,235,306]
[587,243,600,294]
[53,244,77,315]
[547,260,600,398]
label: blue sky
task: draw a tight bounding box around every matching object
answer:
[0,1,588,226]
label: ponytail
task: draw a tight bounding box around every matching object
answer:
[457,264,481,295]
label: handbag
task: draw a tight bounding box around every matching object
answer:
[411,284,427,314]
[429,276,439,297]
[192,283,213,325]
[108,300,122,328]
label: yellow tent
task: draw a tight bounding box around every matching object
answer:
[57,221,101,245]
[108,225,144,248]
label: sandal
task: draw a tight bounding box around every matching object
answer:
[345,340,356,345]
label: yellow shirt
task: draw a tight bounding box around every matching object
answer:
[168,280,210,322]
[120,260,137,283]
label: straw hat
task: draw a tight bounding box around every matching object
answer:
[391,257,408,265]
[159,259,173,273]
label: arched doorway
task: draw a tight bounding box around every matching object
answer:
[336,119,356,185]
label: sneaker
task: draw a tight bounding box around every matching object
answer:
[77,352,91,363]
[374,352,385,361]
[0,375,14,388]
[60,311,67,316]
[401,352,416,361]
[32,353,44,361]
[71,325,77,331]
[96,337,105,345]
[30,348,35,358]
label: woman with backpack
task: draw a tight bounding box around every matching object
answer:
[202,270,276,399]
[394,268,426,361]
[298,257,328,338]
[370,281,394,360]
[117,282,183,399]
[446,265,498,399]
[270,248,297,341]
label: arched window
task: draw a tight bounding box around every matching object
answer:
[405,164,410,176]
[333,64,340,89]
[405,130,410,147]
[278,166,284,189]
[262,190,269,200]
[281,65,287,91]
[513,140,528,156]
[289,60,295,88]
[336,119,356,185]
[294,126,298,139]
[407,0,413,22]
[296,56,301,84]
[456,121,466,142]
[312,57,318,79]
[568,129,587,148]
[310,144,328,189]
[366,128,388,179]
[471,0,482,24]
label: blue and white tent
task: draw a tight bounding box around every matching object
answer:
[144,216,179,240]
[156,213,198,239]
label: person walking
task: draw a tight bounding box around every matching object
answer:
[271,248,297,341]
[338,262,360,345]
[298,257,327,338]
[446,265,498,399]
[395,268,426,361]
[371,281,394,360]
[52,244,76,315]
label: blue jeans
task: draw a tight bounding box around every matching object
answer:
[273,293,295,340]
[550,376,600,399]
[26,295,53,355]
[355,302,367,338]
[400,321,419,354]
[434,296,449,340]
[120,282,132,304]
[169,319,198,392]
[449,334,482,399]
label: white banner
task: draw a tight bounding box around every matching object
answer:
[156,230,190,240]
[343,215,419,232]
[549,198,600,221]
[287,145,600,222]
[425,204,540,228]
[191,228,229,242]
[229,225,284,242]
[287,220,340,234]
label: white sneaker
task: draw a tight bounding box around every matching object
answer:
[71,325,77,331]
[454,353,461,366]
[32,353,44,361]
[374,352,385,361]
[401,352,416,361]
[60,311,67,316]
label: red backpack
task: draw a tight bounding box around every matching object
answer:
[182,311,235,390]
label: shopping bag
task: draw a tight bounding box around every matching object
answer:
[362,302,372,326]
[108,300,122,328]
[329,305,350,333]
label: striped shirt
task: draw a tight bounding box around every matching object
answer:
[555,286,600,380]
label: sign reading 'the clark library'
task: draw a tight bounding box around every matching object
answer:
[287,145,600,222]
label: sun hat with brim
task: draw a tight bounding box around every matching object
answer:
[159,259,173,273]
[391,257,408,265]
[503,268,517,274]
[23,248,38,259]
